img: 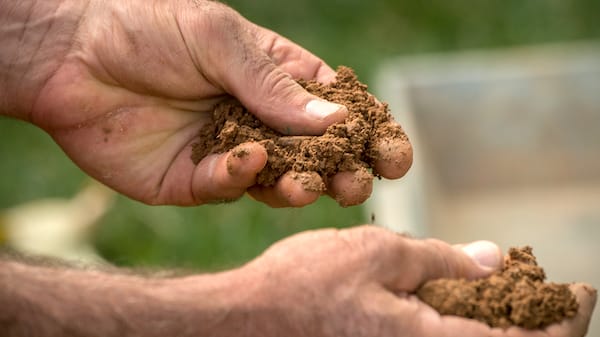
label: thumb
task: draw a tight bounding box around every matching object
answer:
[454,240,504,272]
[375,235,502,291]
[211,22,348,134]
[228,58,348,135]
[185,3,348,134]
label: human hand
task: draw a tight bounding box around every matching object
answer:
[9,0,409,206]
[221,226,595,337]
[1,226,594,337]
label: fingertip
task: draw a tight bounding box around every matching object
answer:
[403,238,500,287]
[192,143,266,204]
[305,99,349,131]
[570,283,597,316]
[247,171,323,207]
[373,137,413,179]
[458,241,503,273]
[276,171,322,207]
[570,283,598,335]
[226,142,268,178]
[327,168,373,207]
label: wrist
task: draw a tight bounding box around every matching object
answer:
[0,0,90,121]
[155,266,265,336]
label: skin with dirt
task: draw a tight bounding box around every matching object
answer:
[417,246,579,329]
[191,66,411,195]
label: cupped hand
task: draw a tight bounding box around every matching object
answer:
[239,226,596,337]
[30,0,409,206]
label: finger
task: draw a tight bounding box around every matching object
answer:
[227,54,347,135]
[326,168,373,207]
[350,227,502,290]
[542,283,597,337]
[247,171,323,207]
[391,238,502,289]
[192,142,267,203]
[373,136,413,179]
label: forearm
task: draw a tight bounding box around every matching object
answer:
[0,256,256,337]
[0,0,89,121]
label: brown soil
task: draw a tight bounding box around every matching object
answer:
[191,66,410,193]
[417,246,579,329]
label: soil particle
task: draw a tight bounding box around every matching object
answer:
[232,148,250,159]
[191,66,411,192]
[417,246,579,329]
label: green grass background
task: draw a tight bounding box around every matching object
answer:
[1,0,598,270]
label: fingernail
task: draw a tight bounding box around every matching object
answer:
[305,100,348,119]
[461,241,501,270]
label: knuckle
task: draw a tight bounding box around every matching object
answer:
[248,55,279,87]
[252,60,301,105]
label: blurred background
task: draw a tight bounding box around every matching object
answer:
[1,0,599,333]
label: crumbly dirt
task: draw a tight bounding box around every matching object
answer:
[191,66,409,192]
[417,246,579,329]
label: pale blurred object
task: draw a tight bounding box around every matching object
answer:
[0,180,115,264]
[368,41,600,336]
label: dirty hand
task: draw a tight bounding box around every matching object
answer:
[2,0,406,206]
[1,226,595,336]
[223,226,595,337]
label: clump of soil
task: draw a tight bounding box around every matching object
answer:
[417,246,579,329]
[191,66,411,194]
